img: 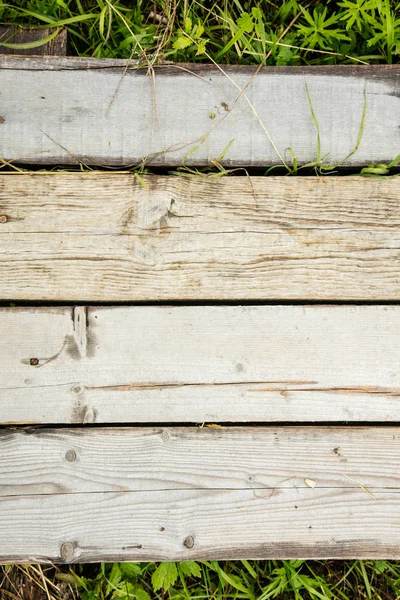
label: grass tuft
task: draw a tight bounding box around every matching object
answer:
[3,559,400,600]
[0,0,399,64]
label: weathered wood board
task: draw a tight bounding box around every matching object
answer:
[3,426,400,493]
[0,59,398,166]
[1,174,400,300]
[1,305,400,424]
[1,426,400,562]
[0,27,67,56]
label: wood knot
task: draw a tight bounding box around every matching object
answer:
[60,542,75,562]
[183,535,194,549]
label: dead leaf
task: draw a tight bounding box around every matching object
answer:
[304,478,316,488]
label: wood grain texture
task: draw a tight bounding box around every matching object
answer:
[1,174,400,300]
[0,58,398,166]
[2,426,400,494]
[1,305,400,424]
[0,27,67,56]
[1,426,400,562]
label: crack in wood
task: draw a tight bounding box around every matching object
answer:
[84,380,319,391]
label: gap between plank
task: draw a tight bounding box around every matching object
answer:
[3,422,400,430]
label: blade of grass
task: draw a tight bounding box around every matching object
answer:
[0,28,61,49]
[305,82,321,163]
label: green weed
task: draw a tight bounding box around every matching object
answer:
[0,0,399,64]
[34,559,400,600]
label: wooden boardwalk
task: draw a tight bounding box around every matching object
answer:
[0,56,400,563]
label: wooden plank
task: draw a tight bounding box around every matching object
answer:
[1,305,400,424]
[1,174,400,301]
[1,426,400,562]
[4,489,400,562]
[0,59,398,166]
[0,27,67,56]
[2,427,400,493]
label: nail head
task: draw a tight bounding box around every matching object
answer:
[30,358,39,366]
[65,450,77,462]
[0,215,8,223]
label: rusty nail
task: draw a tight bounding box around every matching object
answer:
[0,215,8,224]
[60,542,74,561]
[30,358,39,366]
[65,450,77,463]
[183,536,194,549]
[0,117,4,124]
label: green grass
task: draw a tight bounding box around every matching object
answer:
[3,559,400,600]
[67,560,400,600]
[0,0,399,64]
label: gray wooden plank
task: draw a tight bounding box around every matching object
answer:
[4,489,400,562]
[1,174,400,300]
[1,305,400,424]
[1,426,400,494]
[1,426,400,562]
[0,59,398,166]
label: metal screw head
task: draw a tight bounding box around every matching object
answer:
[30,358,39,366]
[65,450,77,463]
[0,215,8,224]
[60,542,74,561]
[183,535,194,549]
